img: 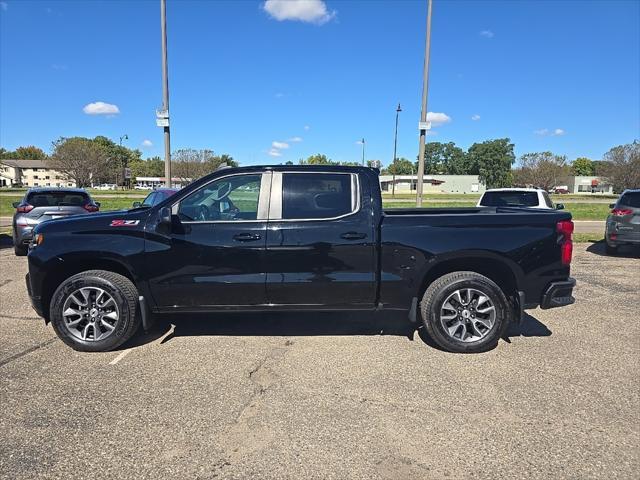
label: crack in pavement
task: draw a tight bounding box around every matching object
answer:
[0,337,58,368]
[212,339,294,475]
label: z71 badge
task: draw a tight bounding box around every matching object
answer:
[110,219,140,227]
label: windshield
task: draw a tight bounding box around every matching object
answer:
[26,191,90,207]
[619,192,640,208]
[480,191,539,207]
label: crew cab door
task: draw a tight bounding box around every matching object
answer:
[264,172,376,307]
[145,172,271,308]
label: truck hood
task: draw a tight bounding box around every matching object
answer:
[33,208,150,234]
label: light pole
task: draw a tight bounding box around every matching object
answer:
[416,0,433,207]
[160,0,171,187]
[392,103,402,197]
[361,138,365,165]
[117,134,128,189]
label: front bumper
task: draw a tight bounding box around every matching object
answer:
[25,273,45,318]
[540,277,576,309]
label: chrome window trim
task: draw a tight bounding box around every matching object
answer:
[268,171,361,222]
[174,172,271,224]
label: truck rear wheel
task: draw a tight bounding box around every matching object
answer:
[420,271,510,353]
[49,270,140,352]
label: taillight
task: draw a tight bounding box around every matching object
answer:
[557,220,574,265]
[611,208,633,216]
[84,204,99,212]
[16,204,34,213]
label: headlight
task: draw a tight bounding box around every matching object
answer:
[31,233,44,247]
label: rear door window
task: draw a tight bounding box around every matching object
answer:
[619,192,640,208]
[26,191,89,207]
[282,173,355,220]
[542,192,554,208]
[480,191,539,207]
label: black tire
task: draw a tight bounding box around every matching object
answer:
[49,270,140,352]
[14,243,27,256]
[420,271,511,353]
[605,242,618,255]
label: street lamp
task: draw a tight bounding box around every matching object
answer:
[361,138,365,165]
[116,134,128,189]
[392,103,402,197]
[416,0,433,207]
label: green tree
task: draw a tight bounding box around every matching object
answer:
[299,154,337,165]
[467,138,515,188]
[48,137,112,187]
[572,157,594,176]
[15,146,48,159]
[513,152,569,191]
[130,156,164,178]
[384,157,414,175]
[0,145,47,159]
[171,149,238,184]
[419,142,468,174]
[599,141,640,192]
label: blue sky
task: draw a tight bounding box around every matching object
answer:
[1,0,638,167]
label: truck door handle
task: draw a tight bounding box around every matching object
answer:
[233,233,262,242]
[340,232,367,240]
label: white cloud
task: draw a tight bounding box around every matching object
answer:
[426,112,452,127]
[480,30,494,38]
[272,141,289,149]
[471,114,481,121]
[0,2,7,11]
[534,128,566,137]
[275,92,285,98]
[141,139,153,148]
[355,139,365,145]
[288,136,303,143]
[52,63,68,71]
[426,130,438,137]
[304,125,310,131]
[83,101,120,115]
[263,0,336,25]
[268,148,283,157]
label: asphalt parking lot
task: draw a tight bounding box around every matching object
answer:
[0,243,638,479]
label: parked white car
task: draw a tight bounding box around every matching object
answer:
[95,183,117,191]
[477,188,564,210]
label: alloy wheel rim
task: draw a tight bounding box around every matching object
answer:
[440,288,496,343]
[62,287,119,342]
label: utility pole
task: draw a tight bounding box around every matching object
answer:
[119,134,128,190]
[361,138,365,165]
[415,0,433,207]
[160,0,171,187]
[392,103,402,197]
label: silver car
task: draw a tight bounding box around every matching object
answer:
[12,188,100,256]
[605,188,640,254]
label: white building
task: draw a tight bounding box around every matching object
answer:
[0,159,75,188]
[379,174,485,194]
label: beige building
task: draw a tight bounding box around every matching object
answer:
[379,174,486,194]
[0,159,75,188]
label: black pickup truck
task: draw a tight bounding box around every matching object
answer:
[26,166,576,353]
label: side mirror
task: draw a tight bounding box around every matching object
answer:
[12,201,20,208]
[94,201,101,208]
[132,201,141,208]
[159,206,172,225]
[608,203,615,209]
[555,203,564,210]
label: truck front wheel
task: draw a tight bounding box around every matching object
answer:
[49,270,140,352]
[420,271,510,353]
